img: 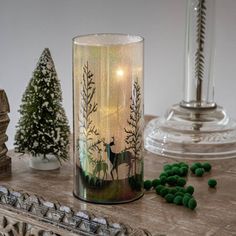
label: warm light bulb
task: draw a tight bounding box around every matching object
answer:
[116,68,124,77]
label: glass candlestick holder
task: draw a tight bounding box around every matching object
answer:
[73,34,144,203]
[145,0,236,160]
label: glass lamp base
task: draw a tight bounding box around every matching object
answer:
[145,104,236,160]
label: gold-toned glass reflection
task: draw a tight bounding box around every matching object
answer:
[73,34,144,203]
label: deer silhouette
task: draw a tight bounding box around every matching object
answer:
[92,159,108,181]
[105,137,133,180]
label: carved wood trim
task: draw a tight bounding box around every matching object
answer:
[0,88,11,177]
[0,215,60,236]
[0,186,151,236]
[0,157,11,177]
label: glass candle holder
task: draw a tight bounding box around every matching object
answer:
[73,34,144,204]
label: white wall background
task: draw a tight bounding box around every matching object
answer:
[1,0,236,149]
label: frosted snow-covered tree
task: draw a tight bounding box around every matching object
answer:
[15,48,70,163]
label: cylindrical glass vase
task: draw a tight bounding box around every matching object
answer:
[181,0,216,108]
[73,34,144,204]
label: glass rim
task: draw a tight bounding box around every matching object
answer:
[73,33,144,46]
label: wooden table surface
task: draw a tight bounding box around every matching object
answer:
[1,116,236,235]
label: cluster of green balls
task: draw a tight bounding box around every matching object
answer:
[144,162,217,210]
[144,162,197,210]
[190,162,211,177]
[156,184,197,210]
[190,162,217,187]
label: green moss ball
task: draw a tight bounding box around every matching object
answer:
[179,187,187,194]
[182,196,191,207]
[166,169,174,177]
[167,176,177,186]
[152,179,161,188]
[190,162,202,173]
[195,162,202,168]
[159,172,168,178]
[164,164,172,171]
[165,193,175,203]
[172,167,181,176]
[160,188,169,197]
[174,175,180,180]
[195,168,205,177]
[188,198,197,210]
[169,188,177,195]
[177,178,187,187]
[172,163,181,168]
[202,162,212,172]
[155,185,164,195]
[160,176,167,185]
[184,193,193,198]
[180,162,189,169]
[173,196,183,205]
[180,166,188,176]
[208,179,217,188]
[174,191,184,197]
[144,180,153,190]
[175,186,181,191]
[175,186,185,194]
[186,185,194,195]
[179,162,186,166]
[190,163,198,173]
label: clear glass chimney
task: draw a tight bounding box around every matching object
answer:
[145,0,236,160]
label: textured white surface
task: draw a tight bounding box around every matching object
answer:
[0,0,236,148]
[29,154,60,170]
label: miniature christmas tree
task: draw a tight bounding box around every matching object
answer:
[15,48,70,163]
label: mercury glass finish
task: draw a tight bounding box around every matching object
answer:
[73,34,144,203]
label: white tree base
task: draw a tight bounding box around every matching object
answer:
[29,154,60,170]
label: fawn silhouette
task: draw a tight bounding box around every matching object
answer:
[92,159,108,180]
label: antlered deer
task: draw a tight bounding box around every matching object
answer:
[105,137,133,180]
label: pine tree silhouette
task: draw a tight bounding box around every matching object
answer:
[195,0,206,102]
[124,80,143,174]
[77,62,102,169]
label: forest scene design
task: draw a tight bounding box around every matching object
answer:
[77,62,103,172]
[195,0,206,102]
[124,80,143,191]
[76,62,143,197]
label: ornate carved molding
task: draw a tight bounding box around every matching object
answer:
[0,186,151,236]
[0,157,11,178]
[0,216,59,236]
